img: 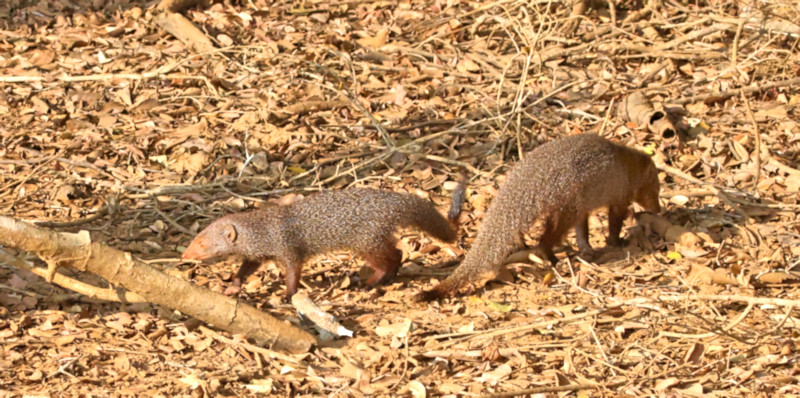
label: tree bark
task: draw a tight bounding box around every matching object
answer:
[0,216,316,354]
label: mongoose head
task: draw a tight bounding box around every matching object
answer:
[182,216,242,261]
[633,159,661,214]
[182,208,282,261]
[181,215,252,260]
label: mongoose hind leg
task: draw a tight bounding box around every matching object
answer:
[537,212,575,264]
[574,212,596,255]
[363,243,403,288]
[605,204,630,247]
[225,259,262,296]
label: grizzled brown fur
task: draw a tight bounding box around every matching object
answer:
[182,188,457,298]
[419,134,661,300]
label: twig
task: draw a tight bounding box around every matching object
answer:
[399,151,482,176]
[47,356,82,379]
[657,163,750,222]
[740,93,762,196]
[658,301,755,339]
[480,381,624,398]
[17,147,120,182]
[628,294,800,308]
[731,18,745,67]
[670,77,800,105]
[199,325,302,364]
[0,72,209,84]
[653,23,728,53]
[35,206,109,228]
[153,205,193,235]
[428,308,604,349]
[766,305,795,334]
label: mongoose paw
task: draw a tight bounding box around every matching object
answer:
[223,285,241,296]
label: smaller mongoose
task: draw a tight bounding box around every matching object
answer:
[181,188,457,298]
[419,134,662,300]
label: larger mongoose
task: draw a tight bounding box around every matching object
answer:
[181,188,458,298]
[419,134,662,300]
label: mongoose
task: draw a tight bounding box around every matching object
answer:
[419,134,661,300]
[181,188,458,298]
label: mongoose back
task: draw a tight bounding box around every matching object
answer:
[419,134,661,300]
[182,188,457,298]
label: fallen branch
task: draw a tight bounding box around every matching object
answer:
[0,72,209,84]
[642,294,800,308]
[433,293,795,350]
[199,325,305,364]
[658,302,754,339]
[0,216,315,353]
[657,163,751,221]
[34,205,109,228]
[0,248,146,303]
[670,77,800,105]
[481,382,617,398]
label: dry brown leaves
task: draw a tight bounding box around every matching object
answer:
[2,0,800,396]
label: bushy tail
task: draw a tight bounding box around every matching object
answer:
[405,196,457,243]
[448,172,468,223]
[416,233,518,300]
[416,196,529,301]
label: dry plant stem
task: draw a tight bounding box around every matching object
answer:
[740,93,762,195]
[0,248,146,303]
[653,23,728,53]
[647,294,800,308]
[670,77,800,105]
[16,147,120,182]
[480,381,625,397]
[442,294,797,348]
[709,14,800,38]
[637,61,670,89]
[658,302,755,339]
[731,19,745,67]
[431,309,605,348]
[0,216,315,353]
[399,151,483,175]
[35,206,109,228]
[581,3,653,41]
[481,362,690,398]
[153,205,193,235]
[0,73,209,84]
[657,163,750,221]
[198,326,302,364]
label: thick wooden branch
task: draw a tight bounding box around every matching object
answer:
[0,216,315,354]
[0,249,147,303]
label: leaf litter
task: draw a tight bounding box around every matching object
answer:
[1,0,800,396]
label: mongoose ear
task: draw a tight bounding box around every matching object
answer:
[224,223,238,243]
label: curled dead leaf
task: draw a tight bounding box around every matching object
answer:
[357,29,389,48]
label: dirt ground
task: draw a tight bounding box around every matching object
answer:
[1,0,800,396]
